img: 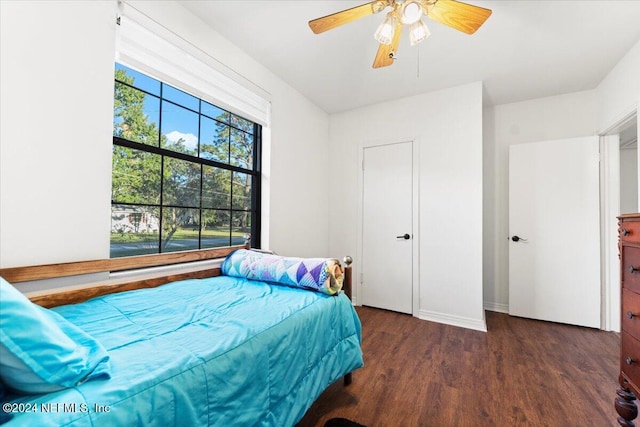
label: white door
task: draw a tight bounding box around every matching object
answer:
[361,141,413,314]
[509,136,600,328]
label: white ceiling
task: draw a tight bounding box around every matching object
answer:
[180,0,640,114]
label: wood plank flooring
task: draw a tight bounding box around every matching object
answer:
[297,307,620,427]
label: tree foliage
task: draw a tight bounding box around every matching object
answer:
[111,68,255,255]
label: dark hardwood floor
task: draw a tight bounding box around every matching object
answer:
[297,306,620,427]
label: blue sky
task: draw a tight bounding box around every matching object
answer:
[115,63,228,153]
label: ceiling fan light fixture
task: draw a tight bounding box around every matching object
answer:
[409,19,430,46]
[374,12,397,45]
[401,1,423,25]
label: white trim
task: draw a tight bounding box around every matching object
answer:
[600,135,622,332]
[356,137,420,317]
[419,309,488,332]
[412,139,421,316]
[598,109,637,136]
[484,301,508,313]
[598,108,635,332]
[109,259,222,280]
[598,109,636,332]
[117,2,271,127]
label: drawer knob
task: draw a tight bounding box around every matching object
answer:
[628,311,636,319]
[627,356,635,365]
[623,228,631,236]
[629,266,638,274]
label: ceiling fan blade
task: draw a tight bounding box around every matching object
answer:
[372,23,402,68]
[309,1,387,34]
[426,0,492,35]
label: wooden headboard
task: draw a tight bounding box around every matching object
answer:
[0,246,353,308]
[0,246,244,308]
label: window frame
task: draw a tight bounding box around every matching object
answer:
[111,66,261,258]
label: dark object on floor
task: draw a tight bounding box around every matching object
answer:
[324,418,367,427]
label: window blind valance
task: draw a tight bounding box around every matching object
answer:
[116,2,271,127]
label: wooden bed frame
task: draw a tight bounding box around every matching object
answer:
[0,245,355,384]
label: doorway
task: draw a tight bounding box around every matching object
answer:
[620,117,638,214]
[601,110,637,332]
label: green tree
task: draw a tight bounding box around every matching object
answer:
[112,70,201,252]
[161,152,200,248]
[113,70,158,145]
[111,67,254,255]
[201,117,254,230]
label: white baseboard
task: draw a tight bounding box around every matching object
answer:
[484,301,509,313]
[418,309,487,332]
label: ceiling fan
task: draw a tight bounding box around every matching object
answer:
[308,0,492,68]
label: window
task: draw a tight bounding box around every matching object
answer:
[111,63,260,258]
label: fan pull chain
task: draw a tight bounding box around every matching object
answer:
[417,46,420,78]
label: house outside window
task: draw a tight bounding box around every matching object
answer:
[111,63,261,257]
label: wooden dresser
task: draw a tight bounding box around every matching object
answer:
[616,214,640,426]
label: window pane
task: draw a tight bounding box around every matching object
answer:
[162,84,199,111]
[230,113,253,134]
[163,158,201,207]
[230,129,253,169]
[115,63,160,96]
[160,101,199,156]
[112,64,260,257]
[232,211,250,246]
[161,208,200,252]
[202,166,231,209]
[200,116,229,163]
[232,172,251,211]
[111,146,161,204]
[110,205,160,257]
[202,101,229,123]
[113,82,160,146]
[201,209,230,248]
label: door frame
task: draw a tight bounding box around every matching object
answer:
[600,109,637,332]
[356,137,420,316]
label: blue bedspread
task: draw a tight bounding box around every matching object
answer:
[3,276,363,426]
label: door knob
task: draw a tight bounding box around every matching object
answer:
[396,234,411,240]
[511,235,528,242]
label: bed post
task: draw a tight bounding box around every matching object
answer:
[342,255,353,301]
[343,255,353,386]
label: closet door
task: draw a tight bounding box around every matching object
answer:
[361,141,413,314]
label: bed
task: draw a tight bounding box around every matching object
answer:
[0,245,363,426]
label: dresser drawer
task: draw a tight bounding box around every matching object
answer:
[620,219,640,244]
[622,289,640,340]
[621,331,640,387]
[622,246,640,293]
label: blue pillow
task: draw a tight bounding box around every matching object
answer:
[0,277,111,395]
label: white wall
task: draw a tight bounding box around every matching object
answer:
[329,82,486,331]
[0,0,331,270]
[126,1,332,258]
[596,40,640,134]
[484,39,639,328]
[595,38,640,332]
[0,1,117,267]
[483,90,598,312]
